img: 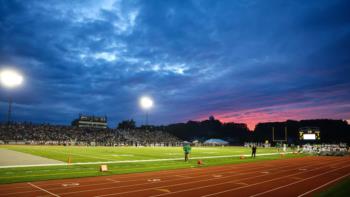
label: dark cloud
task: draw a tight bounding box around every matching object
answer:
[0,0,349,127]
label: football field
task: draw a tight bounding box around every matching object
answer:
[0,145,301,184]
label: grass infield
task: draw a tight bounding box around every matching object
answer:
[0,145,304,184]
[316,177,350,197]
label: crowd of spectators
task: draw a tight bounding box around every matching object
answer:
[244,142,271,148]
[302,143,349,156]
[0,123,181,146]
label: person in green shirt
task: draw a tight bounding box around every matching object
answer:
[183,143,192,162]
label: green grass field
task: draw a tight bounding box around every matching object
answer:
[316,178,350,197]
[0,145,304,184]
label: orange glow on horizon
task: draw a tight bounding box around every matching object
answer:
[197,103,350,131]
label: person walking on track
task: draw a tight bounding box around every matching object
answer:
[252,145,257,158]
[183,143,192,162]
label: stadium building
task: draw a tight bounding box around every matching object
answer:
[72,114,108,129]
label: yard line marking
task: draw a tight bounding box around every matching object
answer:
[27,182,60,197]
[39,149,112,161]
[0,152,293,168]
[297,172,350,197]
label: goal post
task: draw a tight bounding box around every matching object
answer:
[272,126,288,144]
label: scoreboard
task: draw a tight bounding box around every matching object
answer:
[299,127,320,140]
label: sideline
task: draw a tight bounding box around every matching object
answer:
[0,152,293,169]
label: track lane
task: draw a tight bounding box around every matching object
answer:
[58,159,313,197]
[198,157,350,197]
[1,156,349,197]
[145,157,348,197]
[63,157,338,197]
[0,156,313,196]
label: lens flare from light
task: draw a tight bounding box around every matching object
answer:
[140,96,153,110]
[0,69,23,88]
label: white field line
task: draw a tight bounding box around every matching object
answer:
[297,172,350,197]
[27,182,60,197]
[0,152,292,169]
[41,149,112,161]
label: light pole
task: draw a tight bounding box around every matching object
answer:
[139,96,153,126]
[0,69,23,124]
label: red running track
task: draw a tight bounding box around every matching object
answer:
[0,156,349,197]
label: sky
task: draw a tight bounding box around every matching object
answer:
[0,0,350,130]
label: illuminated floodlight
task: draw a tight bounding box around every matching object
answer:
[0,69,23,88]
[140,96,153,110]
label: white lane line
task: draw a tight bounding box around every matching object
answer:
[61,182,80,187]
[106,178,120,183]
[1,160,277,196]
[249,166,350,197]
[235,182,249,186]
[10,157,330,197]
[148,178,162,182]
[68,159,307,197]
[175,175,190,178]
[95,158,338,197]
[59,157,337,197]
[197,160,350,197]
[27,182,60,197]
[297,172,350,197]
[0,152,293,168]
[252,166,350,197]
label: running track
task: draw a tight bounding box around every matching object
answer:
[0,156,349,197]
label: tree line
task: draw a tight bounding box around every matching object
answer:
[117,117,350,144]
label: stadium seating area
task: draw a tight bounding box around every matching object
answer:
[244,142,271,148]
[0,123,181,146]
[302,143,349,156]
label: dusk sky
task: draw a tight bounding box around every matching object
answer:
[1,0,350,130]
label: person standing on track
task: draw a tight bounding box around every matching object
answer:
[183,143,192,162]
[251,145,257,158]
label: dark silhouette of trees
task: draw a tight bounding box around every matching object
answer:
[163,116,250,144]
[252,119,350,144]
[116,118,350,144]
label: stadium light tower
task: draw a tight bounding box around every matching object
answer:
[0,69,23,124]
[139,96,153,126]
